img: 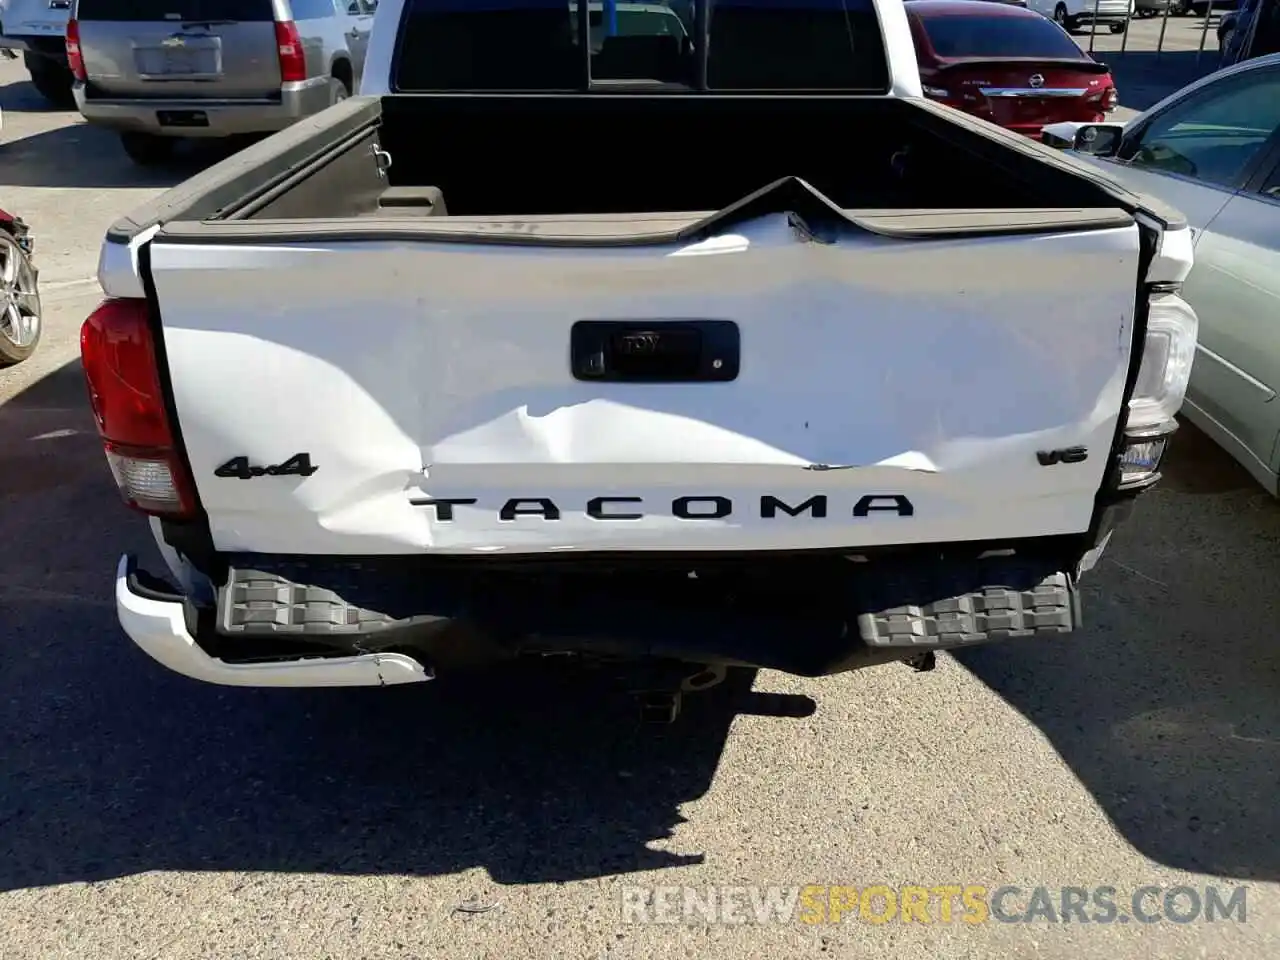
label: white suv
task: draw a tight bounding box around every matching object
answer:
[1027,0,1135,33]
[0,0,75,106]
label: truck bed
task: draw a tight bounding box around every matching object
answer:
[108,94,1183,237]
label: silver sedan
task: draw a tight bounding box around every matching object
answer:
[1046,54,1280,495]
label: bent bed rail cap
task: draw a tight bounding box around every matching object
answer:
[103,97,383,245]
[151,203,1135,246]
[909,98,1187,232]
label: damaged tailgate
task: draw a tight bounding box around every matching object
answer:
[144,180,1143,556]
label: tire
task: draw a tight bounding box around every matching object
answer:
[22,51,75,109]
[330,74,351,105]
[1110,19,1127,32]
[1054,3,1077,30]
[0,232,42,368]
[120,131,177,167]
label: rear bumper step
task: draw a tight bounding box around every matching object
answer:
[117,552,1081,684]
[115,556,432,687]
[183,552,1080,679]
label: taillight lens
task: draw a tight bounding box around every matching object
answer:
[80,298,197,518]
[66,18,86,83]
[1103,87,1118,112]
[275,20,306,83]
[1128,291,1199,430]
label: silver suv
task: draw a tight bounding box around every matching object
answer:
[68,0,377,165]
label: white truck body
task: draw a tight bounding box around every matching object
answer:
[89,0,1197,692]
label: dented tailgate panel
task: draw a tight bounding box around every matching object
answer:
[147,211,1141,555]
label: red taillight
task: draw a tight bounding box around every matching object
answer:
[275,20,306,83]
[66,18,86,83]
[80,298,197,518]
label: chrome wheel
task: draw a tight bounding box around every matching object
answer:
[0,231,42,365]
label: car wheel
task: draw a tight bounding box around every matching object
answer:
[330,75,352,105]
[1110,19,1127,32]
[1054,3,1071,27]
[22,51,75,109]
[0,232,42,368]
[119,132,178,167]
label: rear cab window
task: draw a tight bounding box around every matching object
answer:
[74,0,274,19]
[914,12,1084,59]
[392,0,890,92]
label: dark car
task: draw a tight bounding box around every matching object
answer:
[905,0,1118,137]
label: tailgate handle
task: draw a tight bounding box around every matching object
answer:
[571,320,739,383]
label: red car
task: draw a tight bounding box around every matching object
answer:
[904,0,1118,137]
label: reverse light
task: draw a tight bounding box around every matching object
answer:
[80,298,197,518]
[65,18,86,83]
[275,20,307,84]
[1118,430,1171,487]
[1103,87,1118,113]
[1128,291,1198,430]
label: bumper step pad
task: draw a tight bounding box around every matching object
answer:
[856,572,1078,648]
[217,568,434,636]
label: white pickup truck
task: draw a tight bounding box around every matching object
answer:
[85,0,1198,708]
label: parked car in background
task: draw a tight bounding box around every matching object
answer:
[1135,0,1236,16]
[68,0,377,166]
[0,208,41,367]
[1024,0,1136,32]
[0,0,74,106]
[1027,0,1133,33]
[906,0,1118,136]
[1044,54,1280,494]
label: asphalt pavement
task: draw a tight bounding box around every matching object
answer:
[2,47,1279,960]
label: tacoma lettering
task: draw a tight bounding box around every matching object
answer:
[410,494,914,520]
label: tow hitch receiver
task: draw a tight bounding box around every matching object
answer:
[632,663,729,724]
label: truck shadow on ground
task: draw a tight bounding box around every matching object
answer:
[0,360,815,892]
[957,420,1280,881]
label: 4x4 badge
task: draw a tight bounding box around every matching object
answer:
[214,453,318,479]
